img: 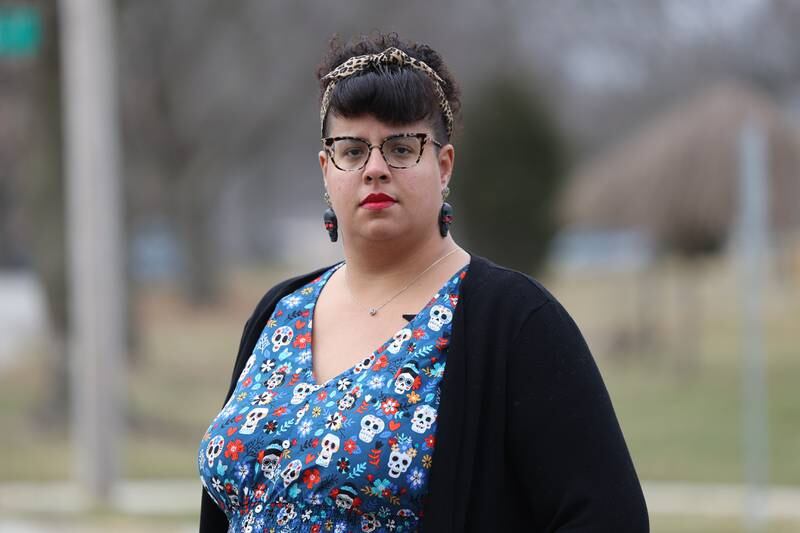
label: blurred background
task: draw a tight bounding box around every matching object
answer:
[1,0,799,531]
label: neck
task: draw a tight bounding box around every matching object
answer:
[339,230,465,297]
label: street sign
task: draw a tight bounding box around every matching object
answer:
[0,6,41,58]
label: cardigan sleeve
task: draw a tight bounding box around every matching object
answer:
[198,317,253,532]
[506,300,649,532]
[199,486,228,532]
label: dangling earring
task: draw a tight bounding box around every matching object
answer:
[439,186,453,237]
[323,191,338,242]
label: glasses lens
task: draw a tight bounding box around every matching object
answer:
[383,136,422,168]
[331,139,369,170]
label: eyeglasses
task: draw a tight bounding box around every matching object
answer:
[322,132,442,171]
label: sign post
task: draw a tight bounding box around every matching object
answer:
[737,120,770,533]
[60,0,125,506]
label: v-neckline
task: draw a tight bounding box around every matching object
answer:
[306,260,467,387]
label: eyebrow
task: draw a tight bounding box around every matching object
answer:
[326,132,427,141]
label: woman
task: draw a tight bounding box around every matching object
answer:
[199,33,648,532]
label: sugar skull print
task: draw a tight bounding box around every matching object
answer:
[205,435,224,467]
[428,304,453,331]
[411,404,437,434]
[361,512,381,532]
[238,353,256,382]
[290,382,315,405]
[258,440,286,479]
[393,362,420,394]
[337,387,360,411]
[275,502,297,526]
[334,482,359,511]
[265,369,287,389]
[280,459,302,488]
[198,261,469,531]
[387,328,412,354]
[239,407,269,435]
[352,353,376,374]
[316,433,341,468]
[270,325,293,352]
[359,414,385,443]
[387,443,414,479]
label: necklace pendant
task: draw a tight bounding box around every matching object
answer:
[369,308,377,316]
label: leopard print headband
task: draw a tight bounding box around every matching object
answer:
[320,46,454,139]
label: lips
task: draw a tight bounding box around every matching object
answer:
[360,192,397,206]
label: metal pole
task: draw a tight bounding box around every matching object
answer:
[59,0,124,505]
[737,119,770,532]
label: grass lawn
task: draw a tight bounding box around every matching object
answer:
[546,254,800,486]
[650,514,800,533]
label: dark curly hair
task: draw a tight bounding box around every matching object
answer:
[316,32,462,143]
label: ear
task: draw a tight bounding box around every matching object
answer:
[319,149,328,176]
[437,143,455,188]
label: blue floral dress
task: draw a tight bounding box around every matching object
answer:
[198,261,469,533]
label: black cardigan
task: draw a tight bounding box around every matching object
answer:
[199,253,649,532]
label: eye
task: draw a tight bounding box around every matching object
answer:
[385,137,420,158]
[336,140,367,160]
[391,144,413,155]
[344,147,364,158]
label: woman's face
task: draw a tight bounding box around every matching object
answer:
[319,113,454,244]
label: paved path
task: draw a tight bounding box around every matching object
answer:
[1,479,799,531]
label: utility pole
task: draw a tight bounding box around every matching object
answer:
[59,0,125,505]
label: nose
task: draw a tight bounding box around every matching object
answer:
[362,145,391,183]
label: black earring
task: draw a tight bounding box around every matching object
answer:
[323,191,338,242]
[439,186,453,237]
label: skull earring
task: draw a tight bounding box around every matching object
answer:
[438,186,453,237]
[323,191,338,242]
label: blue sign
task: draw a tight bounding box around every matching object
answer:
[0,6,41,58]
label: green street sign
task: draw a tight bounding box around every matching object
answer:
[0,6,41,58]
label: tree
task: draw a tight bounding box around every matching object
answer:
[454,76,569,274]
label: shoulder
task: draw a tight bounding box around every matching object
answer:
[221,263,341,406]
[250,262,339,316]
[240,261,340,342]
[463,253,560,319]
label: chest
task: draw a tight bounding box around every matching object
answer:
[311,296,418,385]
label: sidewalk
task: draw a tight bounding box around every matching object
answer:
[1,479,799,531]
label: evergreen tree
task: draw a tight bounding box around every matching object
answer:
[454,76,568,274]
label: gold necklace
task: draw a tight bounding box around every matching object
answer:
[344,248,460,316]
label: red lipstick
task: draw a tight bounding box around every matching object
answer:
[360,192,397,210]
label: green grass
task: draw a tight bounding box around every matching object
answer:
[603,361,745,483]
[4,511,196,532]
[602,354,800,484]
[650,515,800,533]
[544,254,800,485]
